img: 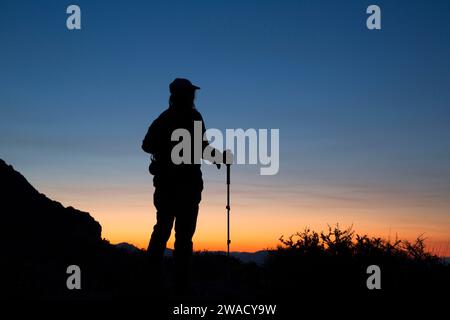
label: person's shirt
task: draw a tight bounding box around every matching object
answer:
[142,107,217,175]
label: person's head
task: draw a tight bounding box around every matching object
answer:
[168,78,200,110]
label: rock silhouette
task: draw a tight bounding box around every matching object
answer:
[1,159,107,299]
[1,159,102,255]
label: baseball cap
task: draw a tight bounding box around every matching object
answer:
[169,78,200,94]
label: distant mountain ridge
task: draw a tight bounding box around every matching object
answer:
[204,250,269,265]
[114,242,270,265]
[115,242,143,253]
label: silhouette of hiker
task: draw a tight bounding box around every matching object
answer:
[142,78,228,291]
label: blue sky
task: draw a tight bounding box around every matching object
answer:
[1,0,449,252]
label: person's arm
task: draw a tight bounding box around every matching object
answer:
[201,119,221,161]
[199,114,233,165]
[142,118,159,154]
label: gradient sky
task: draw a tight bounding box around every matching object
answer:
[1,0,449,255]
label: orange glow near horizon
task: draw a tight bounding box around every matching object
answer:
[42,178,450,257]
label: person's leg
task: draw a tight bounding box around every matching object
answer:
[173,195,200,290]
[147,186,175,266]
[174,204,198,290]
[147,210,174,263]
[174,204,199,257]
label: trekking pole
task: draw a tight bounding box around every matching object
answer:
[226,163,231,257]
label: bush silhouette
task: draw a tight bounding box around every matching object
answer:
[264,224,448,300]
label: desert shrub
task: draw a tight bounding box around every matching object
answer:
[265,224,448,297]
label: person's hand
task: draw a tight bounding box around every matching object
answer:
[223,149,234,165]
